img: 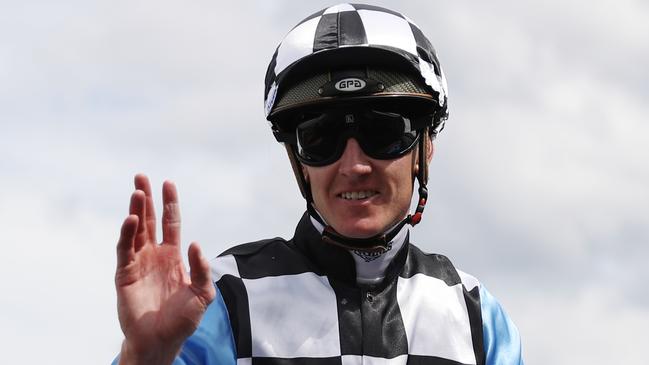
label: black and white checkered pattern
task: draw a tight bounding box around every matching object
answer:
[212,214,485,365]
[264,3,448,119]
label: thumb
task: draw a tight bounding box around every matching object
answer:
[188,242,216,303]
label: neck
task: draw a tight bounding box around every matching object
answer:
[309,214,409,285]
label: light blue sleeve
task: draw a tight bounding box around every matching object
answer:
[111,286,236,365]
[172,286,237,365]
[480,285,524,365]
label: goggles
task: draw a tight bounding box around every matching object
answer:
[294,109,427,166]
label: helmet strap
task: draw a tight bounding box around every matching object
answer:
[407,127,429,226]
[285,144,312,202]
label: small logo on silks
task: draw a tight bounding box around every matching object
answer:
[353,242,392,262]
[335,78,367,92]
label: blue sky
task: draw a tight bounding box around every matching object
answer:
[0,0,647,363]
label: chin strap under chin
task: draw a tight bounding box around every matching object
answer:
[307,202,410,253]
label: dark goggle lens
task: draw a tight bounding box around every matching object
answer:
[357,111,418,159]
[295,114,344,164]
[295,110,420,166]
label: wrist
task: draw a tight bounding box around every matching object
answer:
[118,339,182,365]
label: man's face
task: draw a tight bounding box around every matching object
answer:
[303,136,431,239]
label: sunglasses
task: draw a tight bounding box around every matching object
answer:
[294,109,427,166]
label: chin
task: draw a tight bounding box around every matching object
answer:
[333,218,387,239]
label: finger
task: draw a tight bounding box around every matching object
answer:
[129,190,148,252]
[134,173,157,243]
[161,180,181,246]
[188,242,216,303]
[116,215,138,269]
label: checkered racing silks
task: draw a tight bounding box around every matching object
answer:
[210,214,488,365]
[263,3,448,124]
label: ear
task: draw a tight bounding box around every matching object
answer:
[301,163,309,182]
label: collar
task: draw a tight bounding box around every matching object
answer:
[293,212,409,288]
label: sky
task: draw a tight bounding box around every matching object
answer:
[0,0,647,363]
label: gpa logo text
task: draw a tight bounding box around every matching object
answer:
[335,78,366,92]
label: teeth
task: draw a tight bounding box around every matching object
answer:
[340,190,377,200]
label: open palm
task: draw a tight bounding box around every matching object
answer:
[115,175,215,363]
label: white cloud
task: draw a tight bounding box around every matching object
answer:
[510,284,649,364]
[0,186,123,362]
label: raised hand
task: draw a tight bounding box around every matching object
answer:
[115,174,216,364]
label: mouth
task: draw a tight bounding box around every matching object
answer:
[337,190,379,201]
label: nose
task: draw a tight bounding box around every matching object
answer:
[338,138,372,177]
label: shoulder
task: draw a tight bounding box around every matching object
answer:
[219,237,289,257]
[457,269,481,292]
[405,244,481,291]
[479,284,524,364]
[405,245,524,364]
[210,237,313,282]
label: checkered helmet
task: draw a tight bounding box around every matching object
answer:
[264,3,449,136]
